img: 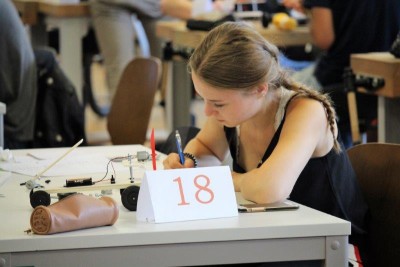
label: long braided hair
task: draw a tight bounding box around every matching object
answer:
[188,21,341,152]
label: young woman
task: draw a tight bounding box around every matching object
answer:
[163,22,368,265]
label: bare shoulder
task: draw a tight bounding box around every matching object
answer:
[286,96,328,122]
[283,96,336,157]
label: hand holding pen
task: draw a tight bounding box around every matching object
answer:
[161,130,185,169]
[162,130,198,169]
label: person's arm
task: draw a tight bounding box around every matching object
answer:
[234,97,335,203]
[282,0,305,13]
[308,7,334,50]
[160,0,235,20]
[283,1,334,50]
[163,117,229,169]
[160,0,193,20]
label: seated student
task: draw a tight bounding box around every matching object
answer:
[0,0,37,149]
[163,22,369,266]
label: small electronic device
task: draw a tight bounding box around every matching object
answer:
[65,178,93,187]
[238,201,299,213]
[137,151,150,161]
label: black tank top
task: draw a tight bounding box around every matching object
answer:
[224,99,369,251]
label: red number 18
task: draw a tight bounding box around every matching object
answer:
[173,175,215,206]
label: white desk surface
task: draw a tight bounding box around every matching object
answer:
[0,145,350,267]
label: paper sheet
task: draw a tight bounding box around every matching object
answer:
[0,152,125,177]
[0,171,11,189]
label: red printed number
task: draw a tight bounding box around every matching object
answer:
[173,176,190,206]
[173,175,214,206]
[194,175,214,204]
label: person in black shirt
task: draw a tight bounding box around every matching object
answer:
[283,0,400,147]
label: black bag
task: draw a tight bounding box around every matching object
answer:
[186,14,236,31]
[33,48,86,148]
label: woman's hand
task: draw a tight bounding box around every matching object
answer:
[163,153,196,169]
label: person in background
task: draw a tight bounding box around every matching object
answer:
[160,0,195,20]
[0,0,37,149]
[90,0,235,100]
[163,22,369,266]
[282,0,400,147]
[90,0,163,99]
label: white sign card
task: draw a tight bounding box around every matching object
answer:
[136,166,238,223]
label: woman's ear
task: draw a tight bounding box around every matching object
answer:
[256,83,268,97]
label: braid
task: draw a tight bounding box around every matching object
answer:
[279,72,341,153]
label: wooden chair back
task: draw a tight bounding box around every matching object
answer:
[347,143,400,266]
[107,57,161,145]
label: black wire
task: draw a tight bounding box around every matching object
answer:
[93,156,128,184]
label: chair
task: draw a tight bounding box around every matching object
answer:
[107,57,161,145]
[347,143,400,266]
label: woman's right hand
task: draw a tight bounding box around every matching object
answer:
[163,153,196,169]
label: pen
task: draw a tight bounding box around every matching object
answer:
[150,128,157,170]
[238,207,267,213]
[175,130,185,165]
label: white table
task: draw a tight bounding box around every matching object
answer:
[0,145,350,267]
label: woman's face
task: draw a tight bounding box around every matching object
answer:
[192,73,263,127]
